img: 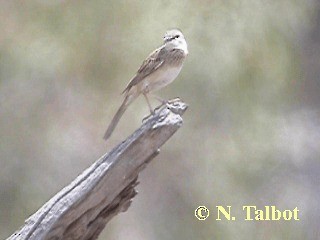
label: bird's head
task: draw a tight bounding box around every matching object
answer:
[163,29,188,55]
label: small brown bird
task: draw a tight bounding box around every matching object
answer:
[104,29,188,140]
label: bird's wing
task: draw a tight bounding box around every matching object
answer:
[122,45,165,93]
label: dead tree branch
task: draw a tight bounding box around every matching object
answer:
[8,99,188,240]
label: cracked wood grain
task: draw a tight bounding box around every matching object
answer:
[7,99,188,240]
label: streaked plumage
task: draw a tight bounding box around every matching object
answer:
[104,29,188,141]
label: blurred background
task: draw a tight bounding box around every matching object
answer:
[1,0,319,239]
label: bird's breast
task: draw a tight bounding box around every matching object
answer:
[142,65,183,93]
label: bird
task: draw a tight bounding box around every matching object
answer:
[103,28,188,141]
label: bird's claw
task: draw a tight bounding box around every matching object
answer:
[167,97,181,104]
[141,97,182,123]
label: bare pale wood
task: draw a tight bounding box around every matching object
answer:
[8,99,188,240]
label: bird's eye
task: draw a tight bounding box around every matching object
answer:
[165,34,180,42]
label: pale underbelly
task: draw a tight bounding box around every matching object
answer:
[142,65,183,93]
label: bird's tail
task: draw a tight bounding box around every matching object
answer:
[103,95,131,141]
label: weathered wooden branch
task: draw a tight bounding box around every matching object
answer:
[8,99,188,240]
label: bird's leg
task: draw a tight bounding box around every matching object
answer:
[143,93,154,115]
[149,94,170,112]
[150,95,181,105]
[150,95,183,112]
[150,94,167,105]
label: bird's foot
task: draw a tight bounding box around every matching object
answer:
[142,97,182,123]
[142,110,155,123]
[166,97,181,104]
